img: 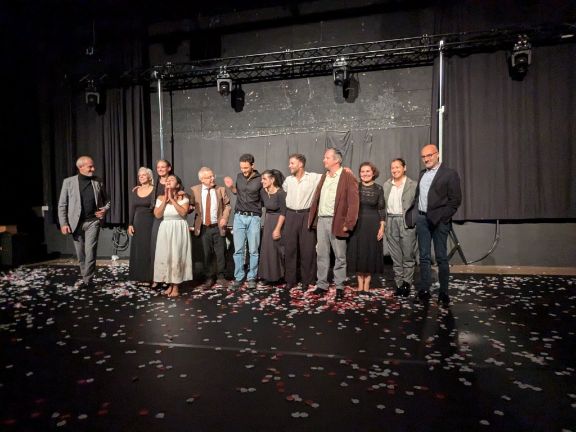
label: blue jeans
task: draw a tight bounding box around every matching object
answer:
[416,213,451,295]
[232,214,261,282]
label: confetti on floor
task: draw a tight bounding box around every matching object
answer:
[0,264,575,430]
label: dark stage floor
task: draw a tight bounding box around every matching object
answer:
[0,264,575,431]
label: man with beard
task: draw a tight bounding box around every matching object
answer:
[58,156,110,287]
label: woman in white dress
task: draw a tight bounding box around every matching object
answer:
[153,175,193,297]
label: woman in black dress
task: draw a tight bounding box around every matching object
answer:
[347,162,385,295]
[258,169,287,286]
[128,167,155,283]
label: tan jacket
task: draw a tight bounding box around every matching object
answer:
[189,184,231,237]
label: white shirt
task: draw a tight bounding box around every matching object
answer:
[386,177,406,215]
[283,171,322,210]
[201,185,218,224]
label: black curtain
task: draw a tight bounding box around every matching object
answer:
[442,44,576,220]
[48,23,151,225]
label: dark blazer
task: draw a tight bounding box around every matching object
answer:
[308,168,359,238]
[190,184,232,237]
[410,164,462,226]
[58,175,110,232]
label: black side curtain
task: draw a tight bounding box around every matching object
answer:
[49,25,151,225]
[441,44,576,220]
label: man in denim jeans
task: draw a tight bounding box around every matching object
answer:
[413,144,461,306]
[224,154,262,289]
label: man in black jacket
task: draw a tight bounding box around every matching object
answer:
[413,144,461,306]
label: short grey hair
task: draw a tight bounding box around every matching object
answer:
[76,156,93,168]
[137,167,154,186]
[325,148,343,163]
[198,166,214,180]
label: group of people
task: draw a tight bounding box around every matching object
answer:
[58,143,461,305]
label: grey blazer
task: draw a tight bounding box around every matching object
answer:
[383,176,417,228]
[58,175,110,232]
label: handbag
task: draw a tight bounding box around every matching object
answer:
[404,203,419,229]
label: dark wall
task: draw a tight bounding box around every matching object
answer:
[150,11,434,195]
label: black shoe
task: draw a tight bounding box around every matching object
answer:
[416,290,431,302]
[230,280,243,290]
[335,290,345,301]
[311,288,327,297]
[438,292,450,307]
[400,282,411,297]
[205,278,215,288]
[395,286,403,296]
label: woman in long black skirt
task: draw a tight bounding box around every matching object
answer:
[258,169,286,286]
[128,167,155,283]
[347,162,385,295]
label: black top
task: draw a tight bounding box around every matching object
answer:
[235,170,262,214]
[78,174,97,219]
[129,188,154,225]
[359,183,386,221]
[260,188,287,215]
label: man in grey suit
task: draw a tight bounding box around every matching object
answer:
[413,144,461,306]
[58,156,110,287]
[383,158,418,297]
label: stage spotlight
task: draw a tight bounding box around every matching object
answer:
[333,57,349,86]
[509,34,532,81]
[217,66,232,96]
[85,80,100,106]
[231,84,245,113]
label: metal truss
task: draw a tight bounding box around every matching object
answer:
[95,23,576,91]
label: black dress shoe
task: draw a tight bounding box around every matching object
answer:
[416,290,431,302]
[311,287,327,296]
[335,290,345,301]
[438,292,450,306]
[401,282,411,297]
[205,278,215,288]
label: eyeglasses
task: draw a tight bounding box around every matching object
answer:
[421,152,438,160]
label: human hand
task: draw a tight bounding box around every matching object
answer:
[377,227,384,241]
[61,225,71,235]
[95,208,107,219]
[128,225,135,236]
[223,176,234,188]
[272,229,281,240]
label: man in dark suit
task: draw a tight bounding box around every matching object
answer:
[413,144,461,306]
[190,167,232,288]
[58,156,110,287]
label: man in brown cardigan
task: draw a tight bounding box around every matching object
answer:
[308,148,359,301]
[190,167,232,287]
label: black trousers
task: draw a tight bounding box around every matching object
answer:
[284,210,317,287]
[200,225,226,279]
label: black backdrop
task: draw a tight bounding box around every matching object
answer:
[43,1,576,224]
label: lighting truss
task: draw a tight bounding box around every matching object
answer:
[86,23,575,91]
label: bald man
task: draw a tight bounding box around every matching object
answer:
[412,144,461,306]
[58,156,110,287]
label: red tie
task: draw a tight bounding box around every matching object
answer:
[204,189,212,226]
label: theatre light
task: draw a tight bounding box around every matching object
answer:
[216,66,232,96]
[333,57,349,86]
[85,80,100,106]
[509,34,532,81]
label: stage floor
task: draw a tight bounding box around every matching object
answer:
[1,263,575,431]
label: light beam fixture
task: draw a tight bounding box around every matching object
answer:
[509,34,532,80]
[217,66,232,96]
